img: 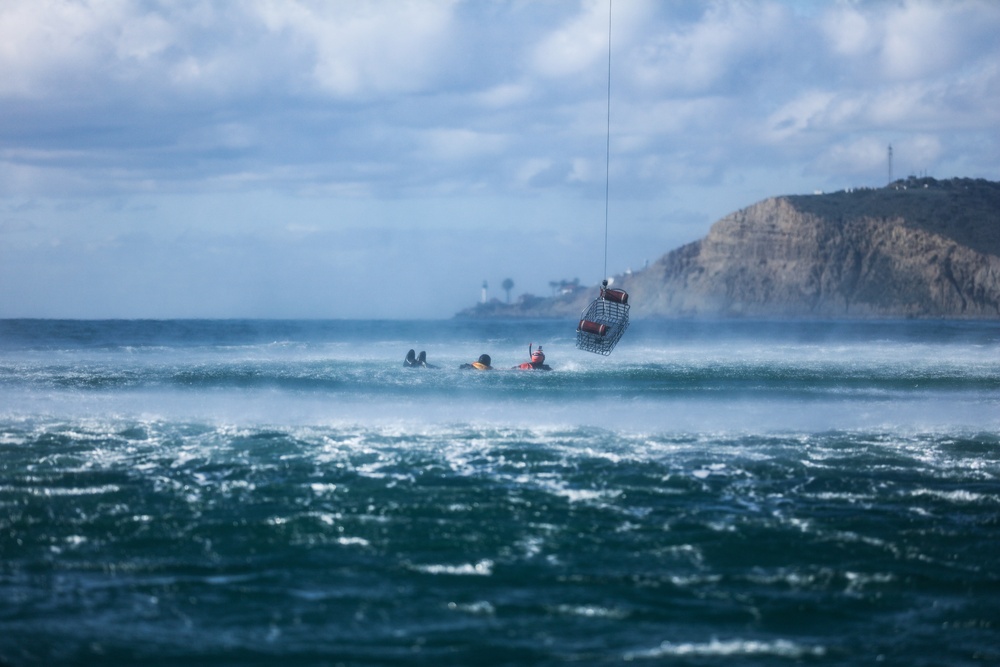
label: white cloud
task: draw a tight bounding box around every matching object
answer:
[253,0,458,98]
[532,0,613,79]
[515,158,555,187]
[877,1,1000,81]
[475,83,532,109]
[822,0,1000,83]
[819,136,888,175]
[2,0,998,197]
[822,4,876,59]
[615,97,732,146]
[418,128,507,162]
[567,158,594,184]
[626,1,793,95]
[0,2,251,97]
[2,0,1000,317]
[0,0,118,96]
[905,134,944,170]
[765,90,838,142]
[115,11,174,61]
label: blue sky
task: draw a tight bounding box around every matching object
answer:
[2,0,999,318]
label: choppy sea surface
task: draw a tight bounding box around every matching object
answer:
[1,318,998,666]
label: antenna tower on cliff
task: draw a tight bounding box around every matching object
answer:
[887,143,893,185]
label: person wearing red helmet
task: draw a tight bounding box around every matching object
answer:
[514,344,551,371]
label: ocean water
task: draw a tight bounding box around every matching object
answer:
[1,318,998,666]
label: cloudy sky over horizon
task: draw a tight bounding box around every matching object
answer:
[3,0,999,318]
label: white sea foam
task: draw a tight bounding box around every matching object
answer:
[845,571,896,594]
[555,487,622,503]
[30,484,121,496]
[624,637,826,660]
[805,491,875,504]
[668,574,722,587]
[446,600,495,615]
[659,544,706,569]
[514,535,545,558]
[553,604,629,619]
[746,569,827,588]
[306,511,342,525]
[410,559,494,576]
[911,488,997,504]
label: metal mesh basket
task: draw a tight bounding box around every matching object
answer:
[576,287,629,355]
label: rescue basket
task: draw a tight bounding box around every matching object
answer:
[576,282,629,355]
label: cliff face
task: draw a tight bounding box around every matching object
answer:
[457,178,1000,319]
[622,194,1000,318]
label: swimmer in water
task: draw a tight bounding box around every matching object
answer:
[513,344,551,370]
[460,354,493,370]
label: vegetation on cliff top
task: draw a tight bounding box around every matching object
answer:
[787,177,1000,258]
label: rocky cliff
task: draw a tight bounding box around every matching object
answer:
[458,177,1000,319]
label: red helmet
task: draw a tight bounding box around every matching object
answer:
[531,346,545,362]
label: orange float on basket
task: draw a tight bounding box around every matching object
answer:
[577,320,608,336]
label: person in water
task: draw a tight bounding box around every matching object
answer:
[404,349,436,368]
[460,354,493,370]
[514,344,552,370]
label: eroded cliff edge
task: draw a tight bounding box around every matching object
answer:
[459,177,1000,319]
